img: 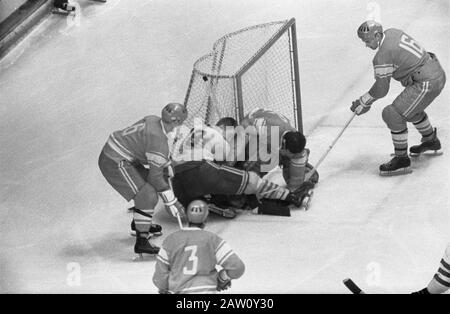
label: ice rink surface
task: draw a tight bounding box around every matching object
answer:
[0,0,449,293]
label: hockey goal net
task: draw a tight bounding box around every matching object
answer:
[183,18,303,132]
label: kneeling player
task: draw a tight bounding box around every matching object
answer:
[216,109,318,212]
[152,199,245,294]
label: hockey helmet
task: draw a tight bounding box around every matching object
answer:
[161,103,188,125]
[357,20,383,42]
[186,199,209,225]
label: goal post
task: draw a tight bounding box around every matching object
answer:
[183,18,303,132]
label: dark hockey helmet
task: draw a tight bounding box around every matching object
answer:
[357,20,383,41]
[283,131,306,154]
[186,199,209,225]
[161,103,188,125]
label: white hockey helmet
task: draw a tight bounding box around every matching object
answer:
[161,103,188,126]
[186,199,209,225]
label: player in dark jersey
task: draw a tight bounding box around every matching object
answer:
[98,103,187,256]
[351,21,446,176]
[153,199,245,294]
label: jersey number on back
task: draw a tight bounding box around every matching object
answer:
[399,34,424,59]
[182,245,198,275]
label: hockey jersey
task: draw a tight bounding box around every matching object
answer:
[152,228,245,294]
[169,125,231,164]
[243,108,308,189]
[373,28,429,87]
[102,115,171,192]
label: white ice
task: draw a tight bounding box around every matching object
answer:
[0,0,449,294]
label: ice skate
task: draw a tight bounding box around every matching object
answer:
[133,232,159,261]
[379,155,412,176]
[208,204,237,218]
[410,128,442,157]
[298,189,314,211]
[130,220,162,237]
[52,3,76,15]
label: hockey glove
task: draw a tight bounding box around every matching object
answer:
[217,269,232,291]
[159,190,185,218]
[350,93,375,116]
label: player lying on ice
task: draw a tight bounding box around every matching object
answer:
[351,21,446,176]
[98,103,188,256]
[167,120,312,218]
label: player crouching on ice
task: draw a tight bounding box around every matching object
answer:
[152,199,245,294]
[98,103,188,256]
[216,108,319,214]
[351,21,446,176]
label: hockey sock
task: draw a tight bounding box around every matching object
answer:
[256,179,290,200]
[391,128,408,156]
[412,113,434,142]
[133,208,154,235]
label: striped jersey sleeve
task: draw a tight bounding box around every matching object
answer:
[214,236,245,280]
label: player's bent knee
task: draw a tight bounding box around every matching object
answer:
[382,105,406,130]
[134,183,158,209]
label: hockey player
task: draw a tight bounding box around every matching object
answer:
[226,109,318,191]
[351,21,446,176]
[412,243,450,294]
[98,103,188,256]
[152,199,245,294]
[169,122,310,217]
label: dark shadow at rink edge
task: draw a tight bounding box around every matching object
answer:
[57,232,143,262]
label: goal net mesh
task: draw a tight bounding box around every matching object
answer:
[183,19,301,130]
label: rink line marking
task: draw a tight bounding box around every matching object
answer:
[286,249,351,293]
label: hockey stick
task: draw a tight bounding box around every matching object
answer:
[166,170,186,230]
[305,112,356,181]
[343,278,366,294]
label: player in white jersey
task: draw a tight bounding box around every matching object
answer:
[412,243,450,294]
[152,199,245,294]
[351,21,446,176]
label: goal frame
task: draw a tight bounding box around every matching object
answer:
[183,18,303,132]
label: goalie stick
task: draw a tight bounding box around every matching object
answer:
[343,278,366,294]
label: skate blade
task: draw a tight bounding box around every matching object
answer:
[130,230,162,237]
[132,253,157,262]
[410,150,443,157]
[379,167,412,177]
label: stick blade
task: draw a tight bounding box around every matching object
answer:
[343,278,365,294]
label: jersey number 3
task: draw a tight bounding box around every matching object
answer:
[183,245,198,275]
[399,34,424,59]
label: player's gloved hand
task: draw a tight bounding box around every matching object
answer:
[159,190,185,217]
[294,181,315,197]
[217,269,232,291]
[350,93,375,116]
[411,287,430,295]
[350,99,371,115]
